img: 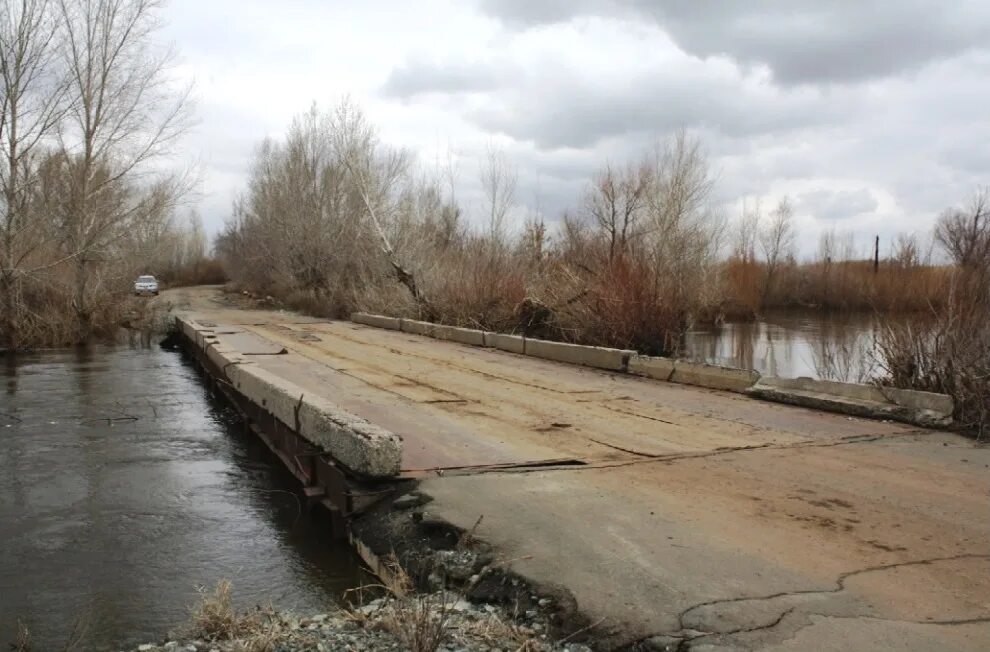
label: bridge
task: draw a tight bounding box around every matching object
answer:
[169,286,990,651]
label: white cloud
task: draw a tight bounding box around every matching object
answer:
[160,0,990,256]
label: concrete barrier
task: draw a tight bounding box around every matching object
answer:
[177,316,198,341]
[400,319,435,337]
[629,356,758,392]
[755,376,880,402]
[484,332,525,354]
[753,376,953,413]
[524,338,633,372]
[432,325,486,347]
[351,312,402,331]
[748,376,953,428]
[669,360,761,393]
[628,355,675,382]
[883,386,954,415]
[177,317,403,477]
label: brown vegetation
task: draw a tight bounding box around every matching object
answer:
[218,105,723,356]
[216,99,985,433]
[186,579,290,652]
[183,574,546,652]
[724,257,951,315]
[378,592,454,652]
[0,0,195,349]
[217,98,966,357]
[12,620,30,652]
[724,201,951,316]
[873,189,990,437]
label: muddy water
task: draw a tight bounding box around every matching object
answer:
[684,310,880,381]
[0,346,363,651]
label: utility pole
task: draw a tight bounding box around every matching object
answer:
[873,235,880,274]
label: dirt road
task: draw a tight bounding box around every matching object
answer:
[169,287,990,650]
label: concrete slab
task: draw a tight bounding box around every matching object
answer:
[400,319,435,337]
[628,355,676,381]
[750,377,953,428]
[178,316,402,477]
[350,312,402,330]
[670,360,761,393]
[433,325,486,347]
[483,332,526,354]
[524,338,633,372]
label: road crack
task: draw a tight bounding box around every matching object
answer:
[666,553,990,644]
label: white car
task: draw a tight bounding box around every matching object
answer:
[134,275,159,296]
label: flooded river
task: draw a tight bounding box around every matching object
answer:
[684,310,880,381]
[0,346,363,651]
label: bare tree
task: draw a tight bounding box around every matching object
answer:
[645,131,716,240]
[336,104,423,307]
[644,130,724,316]
[760,196,794,301]
[479,144,516,241]
[892,232,921,268]
[585,160,650,262]
[817,226,836,306]
[0,0,65,348]
[733,199,761,263]
[55,0,190,338]
[935,187,990,271]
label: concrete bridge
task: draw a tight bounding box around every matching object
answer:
[169,286,990,651]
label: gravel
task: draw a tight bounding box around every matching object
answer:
[124,592,589,652]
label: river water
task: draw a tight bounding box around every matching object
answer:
[683,309,880,382]
[0,346,363,651]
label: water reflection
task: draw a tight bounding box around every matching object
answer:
[684,310,879,381]
[0,347,363,651]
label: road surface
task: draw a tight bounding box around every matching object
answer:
[168,287,990,650]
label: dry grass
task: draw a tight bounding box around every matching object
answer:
[726,258,953,314]
[378,591,456,652]
[346,555,456,652]
[190,579,240,640]
[873,290,990,438]
[12,619,30,652]
[7,614,91,652]
[187,579,289,651]
[453,611,544,652]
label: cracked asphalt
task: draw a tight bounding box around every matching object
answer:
[172,287,990,651]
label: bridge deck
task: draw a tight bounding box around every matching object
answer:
[170,287,990,651]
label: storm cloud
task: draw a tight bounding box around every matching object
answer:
[478,0,990,84]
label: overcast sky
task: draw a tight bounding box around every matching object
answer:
[161,0,990,257]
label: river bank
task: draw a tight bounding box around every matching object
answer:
[115,586,582,652]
